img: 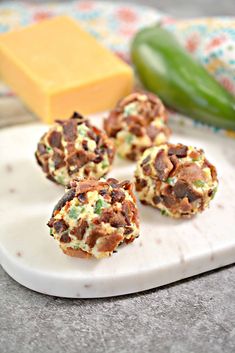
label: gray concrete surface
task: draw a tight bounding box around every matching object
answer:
[1,265,235,353]
[1,1,235,353]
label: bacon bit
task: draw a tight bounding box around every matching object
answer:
[93,146,103,157]
[142,164,152,176]
[93,217,101,225]
[92,126,102,139]
[110,214,126,228]
[42,161,50,174]
[52,150,65,169]
[173,180,201,202]
[62,247,91,258]
[135,177,147,191]
[100,209,113,223]
[60,233,71,243]
[140,199,148,205]
[62,119,77,141]
[47,218,54,228]
[169,155,180,175]
[70,219,88,240]
[69,180,78,188]
[83,166,91,177]
[146,125,159,141]
[66,142,76,154]
[180,197,192,213]
[93,155,103,164]
[64,202,70,212]
[118,180,132,190]
[71,111,84,120]
[203,158,217,181]
[141,155,151,166]
[152,196,161,205]
[124,237,135,244]
[208,189,213,197]
[162,184,172,195]
[129,185,137,204]
[48,131,62,149]
[154,149,173,181]
[97,233,123,252]
[111,189,125,203]
[77,193,87,204]
[126,150,138,161]
[147,92,165,111]
[86,227,106,248]
[119,92,140,107]
[106,178,119,187]
[94,147,101,156]
[53,219,68,233]
[104,110,123,137]
[189,149,201,160]
[126,115,145,126]
[82,140,89,151]
[168,144,188,158]
[124,226,133,235]
[162,194,177,208]
[52,189,76,214]
[87,127,98,141]
[37,143,47,155]
[35,152,43,167]
[129,124,144,137]
[121,200,137,225]
[178,163,205,183]
[107,146,115,163]
[100,208,126,228]
[99,189,108,196]
[67,150,89,168]
[75,179,106,194]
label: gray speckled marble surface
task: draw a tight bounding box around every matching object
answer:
[1,1,235,353]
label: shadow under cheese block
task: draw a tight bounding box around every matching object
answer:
[0,16,133,123]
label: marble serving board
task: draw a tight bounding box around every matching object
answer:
[0,116,235,298]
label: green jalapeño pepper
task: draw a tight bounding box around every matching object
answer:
[131,26,235,130]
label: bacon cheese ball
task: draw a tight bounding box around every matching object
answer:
[35,112,115,186]
[48,178,140,259]
[135,143,218,218]
[104,92,171,161]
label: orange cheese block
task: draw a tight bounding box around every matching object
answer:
[0,16,133,123]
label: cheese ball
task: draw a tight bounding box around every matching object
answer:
[135,143,218,218]
[48,178,140,259]
[104,92,171,161]
[35,112,115,186]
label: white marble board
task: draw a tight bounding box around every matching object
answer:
[0,116,235,298]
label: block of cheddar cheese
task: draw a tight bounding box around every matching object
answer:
[0,16,133,123]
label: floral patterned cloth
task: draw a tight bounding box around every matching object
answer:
[164,17,235,96]
[0,0,234,137]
